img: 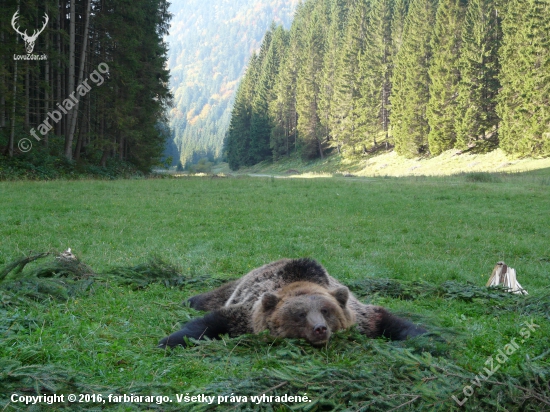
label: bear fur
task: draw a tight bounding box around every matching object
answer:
[158,258,426,348]
[252,281,356,346]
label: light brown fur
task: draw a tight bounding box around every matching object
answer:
[251,281,356,345]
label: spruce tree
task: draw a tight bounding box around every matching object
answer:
[455,0,501,151]
[497,0,550,157]
[226,53,260,169]
[427,0,464,155]
[331,0,369,156]
[226,83,250,170]
[249,29,273,164]
[388,0,409,148]
[390,0,436,157]
[296,0,329,159]
[269,20,300,160]
[391,0,409,57]
[250,25,287,164]
[358,0,393,150]
[319,0,350,151]
[269,55,296,160]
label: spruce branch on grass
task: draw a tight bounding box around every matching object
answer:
[0,252,51,283]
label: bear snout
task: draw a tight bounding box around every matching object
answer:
[308,321,330,345]
[313,323,327,337]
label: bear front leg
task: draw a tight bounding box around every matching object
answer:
[157,311,229,348]
[372,307,427,340]
[351,301,427,340]
[158,303,253,349]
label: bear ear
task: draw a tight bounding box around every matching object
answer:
[331,287,349,308]
[261,293,280,311]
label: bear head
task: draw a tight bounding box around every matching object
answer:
[251,281,356,346]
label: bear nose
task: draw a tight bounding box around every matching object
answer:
[313,324,327,336]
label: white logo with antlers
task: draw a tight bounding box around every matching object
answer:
[11,10,49,54]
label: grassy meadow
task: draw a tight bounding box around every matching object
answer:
[1,172,549,410]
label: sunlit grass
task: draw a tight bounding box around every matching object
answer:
[237,148,550,178]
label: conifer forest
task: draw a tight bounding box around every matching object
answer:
[0,0,172,172]
[225,0,550,170]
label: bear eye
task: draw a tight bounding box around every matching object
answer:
[296,312,307,319]
[321,309,329,316]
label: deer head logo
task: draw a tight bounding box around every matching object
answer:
[11,10,49,54]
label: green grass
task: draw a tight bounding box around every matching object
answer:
[1,173,549,410]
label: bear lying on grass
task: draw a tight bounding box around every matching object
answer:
[158,258,426,348]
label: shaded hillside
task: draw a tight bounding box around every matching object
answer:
[166,0,299,168]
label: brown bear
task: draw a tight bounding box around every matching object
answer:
[158,258,426,348]
[252,281,356,346]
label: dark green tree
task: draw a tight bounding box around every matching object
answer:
[331,0,369,156]
[250,26,277,164]
[387,0,409,147]
[319,0,350,151]
[427,0,464,155]
[268,4,315,162]
[267,25,293,160]
[455,0,501,152]
[225,53,261,169]
[269,30,297,160]
[497,0,550,157]
[296,0,329,159]
[390,0,436,157]
[358,0,393,149]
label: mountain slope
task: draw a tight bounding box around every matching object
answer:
[165,0,300,168]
